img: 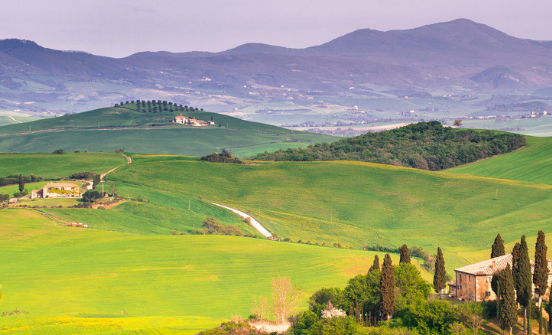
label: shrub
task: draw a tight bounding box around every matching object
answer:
[82,190,102,202]
[52,149,64,154]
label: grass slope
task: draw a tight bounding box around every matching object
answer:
[108,155,552,272]
[0,209,404,333]
[449,136,552,185]
[0,152,127,179]
[0,105,335,157]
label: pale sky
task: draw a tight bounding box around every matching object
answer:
[3,0,552,58]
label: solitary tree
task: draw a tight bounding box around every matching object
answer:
[18,174,24,193]
[93,174,101,190]
[400,244,411,264]
[534,230,548,333]
[500,264,517,335]
[433,247,447,294]
[379,254,395,320]
[369,255,380,272]
[491,233,506,259]
[271,276,301,324]
[454,119,463,128]
[517,236,533,333]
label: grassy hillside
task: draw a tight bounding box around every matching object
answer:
[106,155,552,272]
[0,209,404,333]
[251,121,526,171]
[0,104,336,157]
[0,152,127,179]
[449,135,552,185]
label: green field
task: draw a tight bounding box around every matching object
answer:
[2,139,552,333]
[449,136,552,185]
[0,105,336,157]
[0,209,407,334]
[0,152,127,179]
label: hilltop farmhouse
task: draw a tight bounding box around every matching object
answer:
[174,115,214,126]
[449,253,552,302]
[31,182,82,199]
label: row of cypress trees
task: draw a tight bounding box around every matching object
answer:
[491,231,549,334]
[370,244,447,321]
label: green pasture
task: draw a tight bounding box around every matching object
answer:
[0,209,403,333]
[0,105,335,157]
[0,152,127,179]
[108,155,552,271]
[449,136,552,185]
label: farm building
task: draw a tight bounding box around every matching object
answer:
[449,253,552,302]
[174,115,189,124]
[33,182,82,199]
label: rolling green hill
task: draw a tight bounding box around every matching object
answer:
[3,145,552,333]
[449,135,552,185]
[0,104,336,157]
[0,209,405,334]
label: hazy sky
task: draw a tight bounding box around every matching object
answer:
[3,0,552,58]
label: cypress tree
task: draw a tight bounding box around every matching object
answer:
[500,264,517,335]
[379,253,395,320]
[512,242,521,282]
[18,174,24,193]
[517,236,533,333]
[433,247,447,294]
[93,174,101,190]
[491,234,506,302]
[534,230,548,334]
[369,255,380,272]
[399,244,411,264]
[491,233,506,258]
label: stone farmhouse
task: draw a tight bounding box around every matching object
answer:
[449,253,552,302]
[174,115,214,127]
[31,182,82,199]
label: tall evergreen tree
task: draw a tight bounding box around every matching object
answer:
[433,247,447,294]
[500,264,517,335]
[534,230,548,334]
[18,174,24,193]
[369,255,380,272]
[517,235,533,333]
[491,234,506,302]
[512,242,521,282]
[399,244,411,264]
[379,253,395,320]
[93,174,101,190]
[491,233,506,258]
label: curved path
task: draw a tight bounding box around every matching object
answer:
[212,202,272,238]
[100,153,132,180]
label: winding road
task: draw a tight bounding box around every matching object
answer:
[212,203,272,238]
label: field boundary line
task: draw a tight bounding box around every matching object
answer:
[212,202,272,238]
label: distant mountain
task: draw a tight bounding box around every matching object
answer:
[2,19,552,115]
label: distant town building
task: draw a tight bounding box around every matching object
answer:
[174,115,189,124]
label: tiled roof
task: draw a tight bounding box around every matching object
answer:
[455,254,513,276]
[455,253,552,276]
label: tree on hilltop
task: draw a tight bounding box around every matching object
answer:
[400,244,411,264]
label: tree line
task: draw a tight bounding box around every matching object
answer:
[489,231,550,335]
[250,121,526,171]
[114,100,204,114]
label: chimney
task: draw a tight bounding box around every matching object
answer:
[492,259,496,272]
